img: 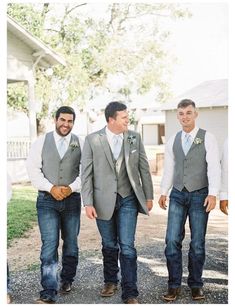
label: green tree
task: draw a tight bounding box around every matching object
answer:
[7,3,191,132]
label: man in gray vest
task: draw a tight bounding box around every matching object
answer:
[158,99,220,302]
[26,106,82,304]
[81,101,153,304]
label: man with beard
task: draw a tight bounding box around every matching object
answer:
[26,106,82,304]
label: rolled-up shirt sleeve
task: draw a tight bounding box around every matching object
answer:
[205,132,221,196]
[160,134,176,196]
[220,138,228,200]
[26,135,53,192]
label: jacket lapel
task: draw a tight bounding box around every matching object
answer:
[124,131,131,166]
[99,128,115,171]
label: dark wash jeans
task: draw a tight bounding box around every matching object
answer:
[96,193,139,301]
[36,191,81,300]
[165,187,209,289]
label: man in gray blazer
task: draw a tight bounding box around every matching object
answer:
[81,101,154,304]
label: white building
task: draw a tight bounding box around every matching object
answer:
[161,79,228,152]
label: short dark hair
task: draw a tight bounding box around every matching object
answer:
[104,101,127,122]
[55,106,76,121]
[177,99,196,109]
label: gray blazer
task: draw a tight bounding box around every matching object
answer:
[81,127,153,220]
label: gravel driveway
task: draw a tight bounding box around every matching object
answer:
[8,176,228,304]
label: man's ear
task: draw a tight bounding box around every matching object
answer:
[109,117,115,124]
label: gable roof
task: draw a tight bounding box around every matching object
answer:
[161,79,228,110]
[7,15,66,67]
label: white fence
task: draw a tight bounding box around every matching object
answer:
[7,138,31,160]
[7,138,31,183]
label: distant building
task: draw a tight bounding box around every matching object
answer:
[161,79,228,152]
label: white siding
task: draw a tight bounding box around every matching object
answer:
[143,124,158,145]
[7,31,33,81]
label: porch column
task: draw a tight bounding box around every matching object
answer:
[28,78,37,142]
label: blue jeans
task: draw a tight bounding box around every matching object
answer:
[37,191,81,300]
[165,187,209,289]
[7,263,11,294]
[96,193,139,301]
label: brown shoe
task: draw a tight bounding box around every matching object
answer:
[163,287,181,301]
[35,298,56,304]
[100,283,118,297]
[60,282,72,294]
[191,288,205,300]
[7,293,13,304]
[124,297,139,304]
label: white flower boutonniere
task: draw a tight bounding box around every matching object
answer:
[70,141,79,149]
[194,137,203,145]
[127,135,136,145]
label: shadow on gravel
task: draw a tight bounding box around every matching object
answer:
[10,235,228,304]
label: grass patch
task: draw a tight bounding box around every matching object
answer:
[7,185,37,246]
[27,263,40,271]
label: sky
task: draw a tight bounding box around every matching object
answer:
[168,2,228,96]
[85,1,228,98]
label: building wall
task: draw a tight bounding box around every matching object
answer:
[165,107,228,153]
[7,31,33,81]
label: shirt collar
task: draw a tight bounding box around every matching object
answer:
[105,126,123,140]
[182,126,199,140]
[53,131,72,143]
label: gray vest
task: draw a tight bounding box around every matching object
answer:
[114,144,133,198]
[41,132,81,187]
[173,128,208,192]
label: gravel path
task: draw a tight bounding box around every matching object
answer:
[9,209,228,304]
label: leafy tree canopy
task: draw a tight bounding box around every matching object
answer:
[7,3,191,128]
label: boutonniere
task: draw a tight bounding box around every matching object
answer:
[70,140,79,149]
[193,137,203,145]
[127,135,136,145]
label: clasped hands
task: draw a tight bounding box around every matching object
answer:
[50,185,72,201]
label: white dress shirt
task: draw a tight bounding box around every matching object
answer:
[105,126,124,153]
[160,127,221,196]
[220,138,228,200]
[26,131,83,193]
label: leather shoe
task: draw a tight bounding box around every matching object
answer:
[60,282,72,294]
[163,287,181,301]
[191,288,205,300]
[7,293,13,304]
[100,283,118,297]
[124,297,139,304]
[35,297,56,304]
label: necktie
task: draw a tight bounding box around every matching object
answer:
[58,137,67,158]
[182,133,192,155]
[113,135,122,160]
